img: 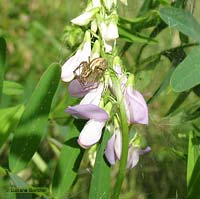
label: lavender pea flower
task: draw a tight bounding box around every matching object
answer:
[105,128,151,168]
[61,31,91,82]
[66,83,109,148]
[124,86,148,125]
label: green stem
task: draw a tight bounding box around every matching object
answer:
[112,78,129,199]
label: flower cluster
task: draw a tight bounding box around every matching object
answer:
[61,0,150,169]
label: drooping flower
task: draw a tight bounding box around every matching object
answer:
[78,119,106,148]
[61,31,91,82]
[71,7,99,26]
[105,128,121,165]
[66,83,109,148]
[111,59,149,125]
[124,86,148,125]
[99,15,119,53]
[105,128,151,168]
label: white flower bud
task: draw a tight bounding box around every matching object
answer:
[71,7,99,26]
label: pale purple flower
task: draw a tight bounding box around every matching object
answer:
[66,104,108,122]
[105,128,121,165]
[78,119,106,148]
[66,83,108,148]
[68,79,94,98]
[61,32,91,82]
[79,83,103,105]
[111,64,148,125]
[126,147,140,169]
[105,128,151,168]
[124,86,148,125]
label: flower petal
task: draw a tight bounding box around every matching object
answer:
[125,86,148,124]
[127,147,140,169]
[104,22,119,41]
[114,128,122,160]
[71,8,99,26]
[68,79,95,98]
[105,133,116,165]
[139,146,151,155]
[66,104,109,121]
[61,41,91,82]
[78,120,105,148]
[61,50,82,82]
[80,83,103,105]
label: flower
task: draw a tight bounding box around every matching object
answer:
[111,61,149,125]
[78,119,106,148]
[61,31,91,82]
[66,83,109,148]
[124,86,148,125]
[105,128,121,165]
[99,18,119,53]
[71,7,99,26]
[105,128,151,168]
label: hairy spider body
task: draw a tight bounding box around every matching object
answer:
[73,57,107,86]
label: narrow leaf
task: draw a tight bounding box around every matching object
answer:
[187,130,200,199]
[51,125,84,199]
[118,26,156,44]
[0,105,24,148]
[0,37,6,102]
[160,7,200,43]
[187,131,199,186]
[170,46,200,92]
[89,129,111,199]
[9,63,61,172]
[3,80,24,96]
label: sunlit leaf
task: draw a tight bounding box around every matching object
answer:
[0,37,6,102]
[9,63,61,172]
[187,131,199,186]
[51,124,84,199]
[187,131,200,199]
[0,105,24,148]
[160,7,200,43]
[88,129,111,199]
[170,46,200,92]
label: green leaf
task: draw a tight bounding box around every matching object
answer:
[51,125,84,199]
[88,129,111,199]
[187,130,200,199]
[0,105,24,148]
[160,7,200,43]
[3,81,24,96]
[0,166,7,177]
[187,131,199,186]
[148,67,175,104]
[170,46,200,92]
[0,37,6,102]
[9,63,61,172]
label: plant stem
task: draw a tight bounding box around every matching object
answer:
[112,78,129,199]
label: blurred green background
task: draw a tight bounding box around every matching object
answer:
[0,0,200,198]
